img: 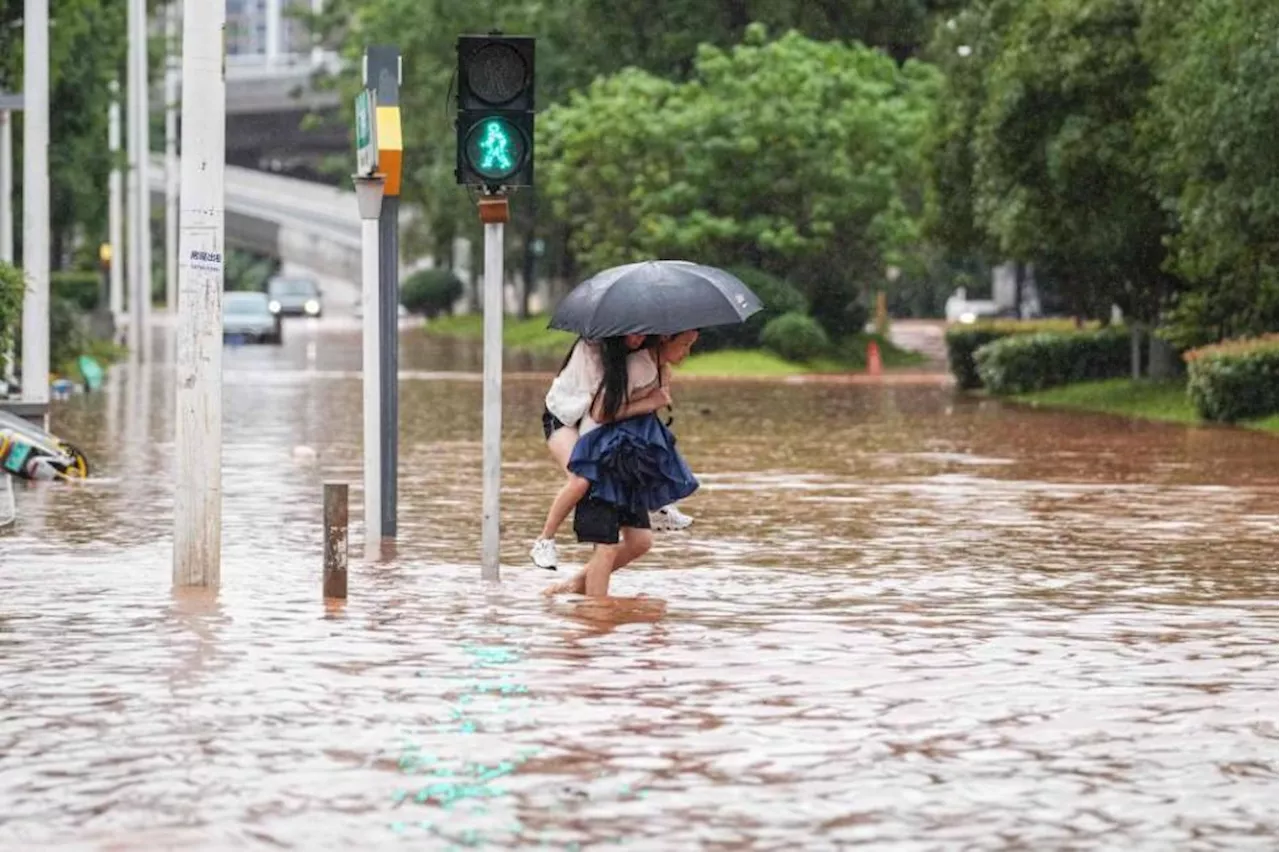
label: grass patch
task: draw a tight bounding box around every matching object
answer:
[1014,378,1278,434]
[425,313,575,356]
[425,313,929,376]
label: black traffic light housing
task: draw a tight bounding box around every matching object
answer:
[455,34,535,189]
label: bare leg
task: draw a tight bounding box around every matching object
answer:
[537,427,582,540]
[538,474,591,540]
[544,527,653,597]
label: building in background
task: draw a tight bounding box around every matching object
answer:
[226,0,322,66]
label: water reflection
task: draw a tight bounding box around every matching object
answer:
[0,319,1275,849]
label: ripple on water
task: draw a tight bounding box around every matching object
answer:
[1,333,1276,850]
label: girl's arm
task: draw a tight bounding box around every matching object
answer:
[589,382,672,423]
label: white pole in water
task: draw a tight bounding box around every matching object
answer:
[1,103,14,390]
[479,196,508,581]
[133,0,153,357]
[0,108,12,266]
[172,0,226,588]
[164,0,180,315]
[21,0,50,407]
[125,0,141,356]
[353,174,385,558]
[108,82,124,331]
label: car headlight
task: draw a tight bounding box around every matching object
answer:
[268,300,282,314]
[304,299,320,315]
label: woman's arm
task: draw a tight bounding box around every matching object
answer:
[589,383,672,423]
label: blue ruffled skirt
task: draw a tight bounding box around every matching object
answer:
[568,414,699,513]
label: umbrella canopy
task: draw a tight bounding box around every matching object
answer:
[548,260,763,338]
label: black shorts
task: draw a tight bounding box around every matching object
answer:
[542,408,567,442]
[573,497,651,545]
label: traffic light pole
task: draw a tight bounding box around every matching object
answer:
[479,195,508,581]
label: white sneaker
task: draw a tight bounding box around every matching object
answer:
[530,538,559,570]
[650,504,693,532]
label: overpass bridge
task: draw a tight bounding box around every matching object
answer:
[160,52,347,180]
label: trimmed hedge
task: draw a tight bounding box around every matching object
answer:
[945,318,1093,389]
[1184,335,1279,422]
[401,267,463,318]
[761,312,830,362]
[52,271,102,312]
[974,326,1131,395]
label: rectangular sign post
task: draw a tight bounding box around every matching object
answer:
[365,46,402,542]
[352,86,385,559]
[21,0,50,409]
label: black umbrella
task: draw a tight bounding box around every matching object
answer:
[548,260,763,338]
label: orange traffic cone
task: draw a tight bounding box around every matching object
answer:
[866,340,883,375]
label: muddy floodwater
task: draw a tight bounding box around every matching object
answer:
[2,320,1276,850]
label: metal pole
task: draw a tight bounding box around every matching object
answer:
[173,0,226,588]
[125,0,141,356]
[164,0,180,315]
[133,0,153,357]
[108,83,124,331]
[378,195,398,538]
[481,215,504,580]
[323,482,349,598]
[21,0,50,407]
[0,108,12,389]
[0,110,12,265]
[353,175,385,557]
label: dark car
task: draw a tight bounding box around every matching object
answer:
[223,291,283,345]
[267,276,323,318]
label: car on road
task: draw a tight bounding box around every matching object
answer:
[267,275,324,318]
[223,291,283,345]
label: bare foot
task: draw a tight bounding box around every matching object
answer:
[542,572,587,597]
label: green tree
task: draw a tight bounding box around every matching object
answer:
[539,27,940,338]
[0,0,132,270]
[970,0,1174,322]
[1140,0,1278,347]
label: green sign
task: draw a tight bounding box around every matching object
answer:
[464,117,526,182]
[355,89,378,176]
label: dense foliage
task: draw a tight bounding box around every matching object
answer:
[974,327,1131,395]
[401,268,463,318]
[944,319,1092,389]
[1184,336,1279,423]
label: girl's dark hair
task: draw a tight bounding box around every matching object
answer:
[597,337,632,422]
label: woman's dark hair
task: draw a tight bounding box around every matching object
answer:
[597,336,634,422]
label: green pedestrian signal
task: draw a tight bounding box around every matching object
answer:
[464,117,527,182]
[455,35,535,188]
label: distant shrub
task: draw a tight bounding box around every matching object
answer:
[761,312,830,362]
[974,327,1131,394]
[1184,335,1279,422]
[945,318,1096,389]
[52,271,102,312]
[402,268,464,318]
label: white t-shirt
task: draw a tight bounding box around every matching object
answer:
[578,349,660,435]
[544,340,603,427]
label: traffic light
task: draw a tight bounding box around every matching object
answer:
[455,34,535,189]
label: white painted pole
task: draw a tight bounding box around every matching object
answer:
[125,0,141,356]
[133,0,153,357]
[21,0,50,407]
[353,175,384,558]
[481,220,504,581]
[164,0,179,315]
[0,110,12,265]
[1,108,12,389]
[108,83,124,330]
[265,0,280,67]
[172,0,226,588]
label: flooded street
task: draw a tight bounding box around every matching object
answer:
[2,319,1276,850]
